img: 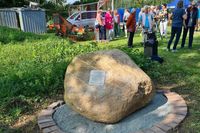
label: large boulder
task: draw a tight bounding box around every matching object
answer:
[64,49,155,123]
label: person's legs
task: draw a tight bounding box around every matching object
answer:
[107,29,112,41]
[95,28,99,41]
[160,21,164,36]
[108,29,113,41]
[168,27,176,50]
[118,24,120,36]
[128,32,134,47]
[114,23,118,37]
[99,26,103,40]
[163,21,168,36]
[142,29,145,44]
[153,39,158,56]
[181,27,188,48]
[103,26,106,40]
[173,27,182,50]
[106,29,109,41]
[188,26,195,48]
[124,22,128,37]
[115,24,119,37]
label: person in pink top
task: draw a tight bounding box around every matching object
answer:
[96,10,106,42]
[105,8,114,41]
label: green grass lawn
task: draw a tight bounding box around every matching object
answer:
[0,26,200,133]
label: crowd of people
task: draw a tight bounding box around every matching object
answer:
[95,0,200,52]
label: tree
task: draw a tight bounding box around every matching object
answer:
[47,0,65,6]
[80,0,98,4]
[0,0,46,7]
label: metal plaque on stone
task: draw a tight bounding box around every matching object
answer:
[89,70,106,86]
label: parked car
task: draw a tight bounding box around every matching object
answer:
[67,10,106,28]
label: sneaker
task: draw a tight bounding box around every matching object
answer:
[172,49,178,52]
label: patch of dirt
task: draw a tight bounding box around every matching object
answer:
[10,93,63,133]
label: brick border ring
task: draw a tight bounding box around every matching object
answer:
[37,90,187,133]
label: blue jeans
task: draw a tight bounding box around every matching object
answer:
[168,27,182,50]
[99,26,106,40]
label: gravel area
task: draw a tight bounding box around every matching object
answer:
[53,93,172,133]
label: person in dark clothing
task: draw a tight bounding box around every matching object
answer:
[181,2,198,49]
[126,8,136,48]
[167,0,187,52]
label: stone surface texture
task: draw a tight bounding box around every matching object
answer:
[64,49,155,123]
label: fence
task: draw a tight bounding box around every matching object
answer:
[0,9,19,28]
[17,8,46,33]
[0,8,46,34]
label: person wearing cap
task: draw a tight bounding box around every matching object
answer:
[126,8,136,48]
[167,0,187,52]
[181,1,198,49]
[159,3,168,37]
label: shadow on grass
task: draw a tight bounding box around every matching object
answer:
[0,119,40,133]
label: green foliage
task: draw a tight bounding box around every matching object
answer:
[41,1,69,20]
[0,26,156,125]
[0,0,46,8]
[0,27,46,44]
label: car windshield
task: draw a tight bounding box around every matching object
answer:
[69,12,79,19]
[81,12,97,19]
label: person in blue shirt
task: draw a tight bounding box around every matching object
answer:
[139,6,154,31]
[167,0,187,52]
[139,6,154,43]
[197,5,200,31]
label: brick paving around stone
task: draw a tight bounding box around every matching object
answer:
[37,91,187,133]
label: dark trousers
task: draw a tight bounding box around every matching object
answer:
[114,23,119,37]
[181,26,195,48]
[128,32,135,47]
[168,27,182,50]
[99,25,106,40]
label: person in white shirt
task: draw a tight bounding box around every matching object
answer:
[159,3,168,37]
[123,9,130,37]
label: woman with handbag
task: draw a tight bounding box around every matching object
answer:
[126,8,136,48]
